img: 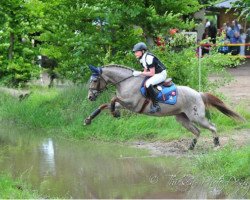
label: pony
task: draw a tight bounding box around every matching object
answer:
[85,64,245,150]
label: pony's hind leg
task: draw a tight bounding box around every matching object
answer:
[197,117,220,147]
[175,113,201,150]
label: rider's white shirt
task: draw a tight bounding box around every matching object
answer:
[139,52,154,69]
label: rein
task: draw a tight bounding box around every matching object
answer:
[113,75,133,85]
[89,74,134,94]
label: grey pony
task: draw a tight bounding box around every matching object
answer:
[85,64,245,150]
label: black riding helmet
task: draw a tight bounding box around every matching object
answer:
[132,42,147,52]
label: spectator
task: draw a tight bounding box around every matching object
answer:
[225,22,232,40]
[233,19,242,31]
[208,21,217,44]
[205,19,210,28]
[219,23,227,37]
[227,23,242,55]
[201,27,211,55]
[245,28,250,56]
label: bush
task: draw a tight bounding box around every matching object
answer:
[100,41,242,91]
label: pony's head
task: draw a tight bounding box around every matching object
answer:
[87,65,107,101]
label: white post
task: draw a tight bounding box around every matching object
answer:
[198,46,202,92]
[37,55,44,85]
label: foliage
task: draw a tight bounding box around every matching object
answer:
[0,85,249,142]
[169,32,197,48]
[0,0,244,90]
[0,0,201,86]
[232,0,250,21]
[149,44,241,91]
[0,0,41,87]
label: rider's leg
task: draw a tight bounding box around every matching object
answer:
[145,70,166,113]
[147,84,160,113]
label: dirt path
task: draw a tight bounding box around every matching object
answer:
[211,59,250,111]
[132,60,250,157]
[132,129,250,157]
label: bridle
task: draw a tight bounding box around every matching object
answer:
[88,74,133,97]
[88,76,107,98]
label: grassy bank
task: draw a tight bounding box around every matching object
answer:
[0,85,249,197]
[192,145,250,198]
[0,173,40,198]
[194,145,250,181]
[0,85,249,141]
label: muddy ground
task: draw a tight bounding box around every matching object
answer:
[132,60,250,157]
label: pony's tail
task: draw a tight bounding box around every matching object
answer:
[200,92,245,122]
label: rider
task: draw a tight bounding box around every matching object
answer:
[132,42,167,113]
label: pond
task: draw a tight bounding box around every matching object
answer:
[0,123,243,199]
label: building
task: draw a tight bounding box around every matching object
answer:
[207,0,249,31]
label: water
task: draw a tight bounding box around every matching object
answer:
[0,124,246,199]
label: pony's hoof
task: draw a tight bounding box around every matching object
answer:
[188,138,197,150]
[84,118,91,125]
[213,137,220,147]
[188,145,194,150]
[113,110,121,118]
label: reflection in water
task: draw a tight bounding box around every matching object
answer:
[0,125,247,199]
[39,138,56,176]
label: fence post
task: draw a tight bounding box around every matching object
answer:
[198,46,202,92]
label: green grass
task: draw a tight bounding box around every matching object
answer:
[193,145,250,181]
[0,85,249,142]
[192,145,250,198]
[0,173,40,198]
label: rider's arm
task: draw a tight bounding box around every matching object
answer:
[141,54,156,77]
[142,67,155,76]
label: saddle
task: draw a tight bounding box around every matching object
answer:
[140,78,177,105]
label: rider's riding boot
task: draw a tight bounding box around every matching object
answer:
[147,85,161,113]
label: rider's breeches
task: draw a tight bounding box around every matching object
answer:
[145,70,167,88]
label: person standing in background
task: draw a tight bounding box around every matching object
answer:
[208,21,217,44]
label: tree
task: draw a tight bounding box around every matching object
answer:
[34,0,201,82]
[0,0,202,85]
[233,0,250,21]
[0,0,41,86]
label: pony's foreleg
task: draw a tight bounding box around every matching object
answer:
[110,97,121,118]
[84,103,109,125]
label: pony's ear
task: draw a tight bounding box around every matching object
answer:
[88,65,102,75]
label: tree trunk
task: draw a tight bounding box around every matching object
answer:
[8,32,14,60]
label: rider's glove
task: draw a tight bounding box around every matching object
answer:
[133,71,142,76]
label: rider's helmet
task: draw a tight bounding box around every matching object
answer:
[132,42,147,52]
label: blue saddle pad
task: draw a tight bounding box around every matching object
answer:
[140,83,177,105]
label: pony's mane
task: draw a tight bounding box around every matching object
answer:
[103,64,133,72]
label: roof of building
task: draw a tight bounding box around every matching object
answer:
[214,0,238,8]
